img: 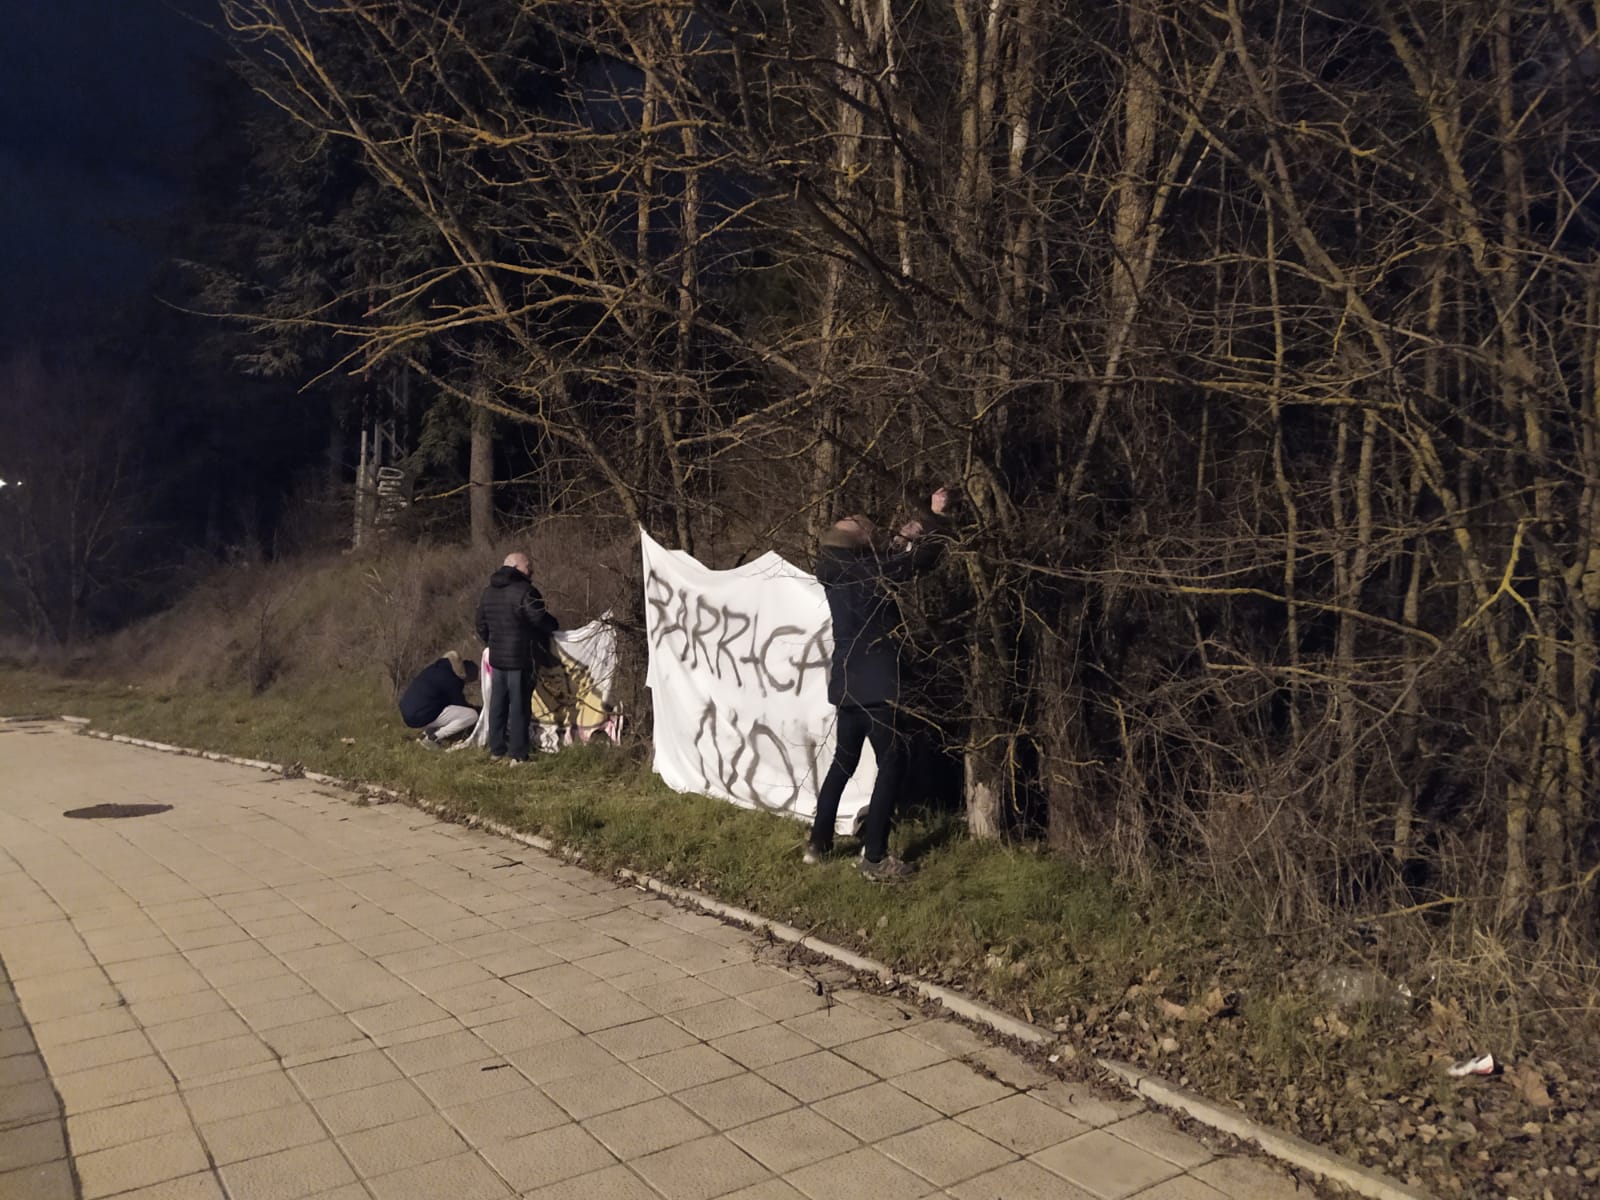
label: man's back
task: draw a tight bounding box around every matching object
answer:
[476,565,554,671]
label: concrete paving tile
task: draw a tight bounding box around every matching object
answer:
[289,1048,404,1098]
[0,1115,67,1168]
[621,975,724,1014]
[671,998,769,1041]
[185,1070,301,1124]
[221,1140,358,1200]
[758,1051,876,1104]
[877,1119,1017,1187]
[786,1146,937,1200]
[67,1093,192,1154]
[471,1008,574,1054]
[217,972,313,1007]
[444,1085,568,1146]
[505,962,602,1000]
[413,1058,527,1108]
[347,995,450,1038]
[1126,1179,1231,1200]
[699,964,798,997]
[312,1078,434,1136]
[447,931,536,960]
[1032,1130,1182,1199]
[955,1092,1090,1155]
[631,1134,770,1200]
[890,1062,1014,1117]
[1105,1113,1215,1169]
[543,1061,664,1120]
[581,949,667,980]
[0,1158,75,1200]
[54,1055,176,1113]
[540,983,655,1033]
[633,1044,745,1094]
[813,1083,942,1141]
[0,1049,48,1086]
[402,960,497,994]
[339,1113,468,1177]
[131,989,233,1027]
[726,1107,859,1174]
[75,1128,210,1199]
[29,1006,138,1049]
[474,945,561,978]
[186,939,276,969]
[505,1034,621,1085]
[199,1101,327,1164]
[146,1011,251,1053]
[431,978,528,1017]
[370,1016,464,1048]
[262,1014,370,1061]
[107,953,192,984]
[302,962,416,1009]
[781,1006,898,1049]
[829,991,924,1026]
[480,1124,618,1192]
[583,1096,714,1160]
[376,944,463,976]
[1030,1080,1146,1128]
[280,943,364,972]
[96,936,178,966]
[1189,1157,1304,1200]
[163,1033,276,1081]
[113,1170,228,1199]
[238,993,341,1031]
[645,934,743,976]
[522,1164,664,1200]
[676,1073,798,1130]
[351,929,434,958]
[832,1031,948,1078]
[385,1028,491,1075]
[40,1030,151,1075]
[116,970,211,1004]
[718,1183,809,1200]
[948,1159,1098,1200]
[592,1015,700,1061]
[710,1024,819,1068]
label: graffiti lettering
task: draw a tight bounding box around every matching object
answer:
[646,568,829,697]
[691,699,817,814]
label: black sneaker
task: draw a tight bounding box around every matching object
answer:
[858,854,916,883]
[802,843,830,866]
[417,734,441,751]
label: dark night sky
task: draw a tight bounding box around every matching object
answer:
[1,0,217,342]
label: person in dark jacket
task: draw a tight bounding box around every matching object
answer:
[808,486,949,881]
[475,551,558,763]
[398,651,480,747]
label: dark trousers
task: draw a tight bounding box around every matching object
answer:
[810,703,906,862]
[487,667,534,760]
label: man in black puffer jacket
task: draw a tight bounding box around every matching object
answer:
[807,486,949,881]
[475,551,558,763]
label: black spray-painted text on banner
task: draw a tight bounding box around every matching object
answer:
[646,570,831,698]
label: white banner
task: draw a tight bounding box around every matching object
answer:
[641,528,875,831]
[458,615,623,753]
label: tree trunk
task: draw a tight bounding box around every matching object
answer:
[470,401,494,549]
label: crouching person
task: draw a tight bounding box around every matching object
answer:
[399,651,480,748]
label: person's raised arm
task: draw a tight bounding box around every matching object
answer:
[884,487,951,579]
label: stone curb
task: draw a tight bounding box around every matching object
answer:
[69,720,1433,1200]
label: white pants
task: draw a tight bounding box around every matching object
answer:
[424,705,479,741]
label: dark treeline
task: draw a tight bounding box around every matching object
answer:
[105,0,1600,941]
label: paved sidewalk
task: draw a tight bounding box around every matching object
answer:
[0,721,1305,1200]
